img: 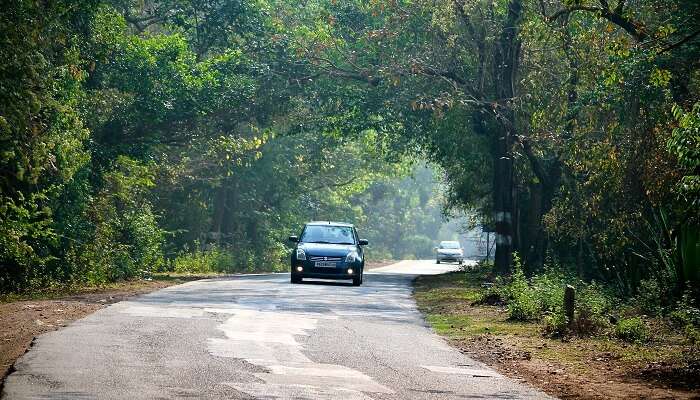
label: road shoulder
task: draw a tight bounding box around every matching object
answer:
[413,269,700,400]
[0,276,209,386]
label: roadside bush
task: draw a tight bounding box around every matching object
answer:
[173,245,234,274]
[669,291,700,327]
[531,271,566,315]
[615,317,650,343]
[669,290,700,345]
[365,247,394,261]
[172,242,288,274]
[500,254,569,321]
[542,311,569,336]
[476,267,506,306]
[478,288,505,305]
[683,325,700,345]
[635,270,676,316]
[542,285,614,337]
[505,255,541,321]
[60,158,165,286]
[495,255,615,335]
[575,282,614,334]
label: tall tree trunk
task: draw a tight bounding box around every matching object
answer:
[492,0,522,275]
[493,131,515,274]
[211,184,229,245]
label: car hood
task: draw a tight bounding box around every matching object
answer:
[299,242,356,256]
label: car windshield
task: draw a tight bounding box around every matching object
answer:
[300,225,355,245]
[440,242,461,249]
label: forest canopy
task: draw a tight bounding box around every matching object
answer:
[0,0,698,307]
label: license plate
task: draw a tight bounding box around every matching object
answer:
[315,261,337,268]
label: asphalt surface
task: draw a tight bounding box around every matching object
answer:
[2,260,552,400]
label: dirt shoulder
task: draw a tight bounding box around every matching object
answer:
[0,275,216,385]
[413,270,700,400]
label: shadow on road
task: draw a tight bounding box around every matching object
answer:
[122,272,421,324]
[297,279,353,286]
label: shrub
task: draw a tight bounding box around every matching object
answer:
[669,290,700,327]
[493,254,616,336]
[485,254,616,336]
[635,270,675,316]
[505,254,541,321]
[540,282,613,337]
[478,289,505,305]
[575,281,614,334]
[365,247,393,261]
[683,325,700,346]
[171,235,288,275]
[615,317,650,343]
[476,270,506,306]
[531,270,566,315]
[78,157,164,284]
[669,290,700,345]
[542,311,569,337]
[173,245,234,274]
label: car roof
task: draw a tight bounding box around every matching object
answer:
[306,221,354,227]
[440,240,460,244]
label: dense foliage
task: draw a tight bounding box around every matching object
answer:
[0,0,450,292]
[270,0,699,299]
[0,0,698,310]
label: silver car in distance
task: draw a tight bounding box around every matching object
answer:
[435,240,464,264]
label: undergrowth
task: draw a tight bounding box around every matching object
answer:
[477,255,699,345]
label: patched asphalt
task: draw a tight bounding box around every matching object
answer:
[1,260,553,399]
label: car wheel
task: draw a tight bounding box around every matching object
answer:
[291,275,302,284]
[352,275,362,286]
[436,259,441,264]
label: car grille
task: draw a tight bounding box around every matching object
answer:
[308,256,343,262]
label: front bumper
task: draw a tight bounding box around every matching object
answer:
[437,254,464,262]
[291,259,361,280]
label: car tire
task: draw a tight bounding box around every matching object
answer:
[291,275,302,284]
[352,275,362,286]
[436,259,441,264]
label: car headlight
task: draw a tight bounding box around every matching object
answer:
[345,251,359,263]
[296,248,306,260]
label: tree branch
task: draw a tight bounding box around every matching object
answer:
[547,2,647,42]
[547,6,602,23]
[311,175,359,191]
[659,29,700,54]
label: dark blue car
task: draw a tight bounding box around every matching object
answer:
[288,221,368,286]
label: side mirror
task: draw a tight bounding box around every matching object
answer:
[288,235,299,242]
[358,239,369,246]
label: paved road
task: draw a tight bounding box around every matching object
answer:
[2,260,552,400]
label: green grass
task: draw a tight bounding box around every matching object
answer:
[414,269,538,338]
[417,287,481,304]
[413,269,698,379]
[426,313,534,337]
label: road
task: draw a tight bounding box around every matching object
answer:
[2,260,552,400]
